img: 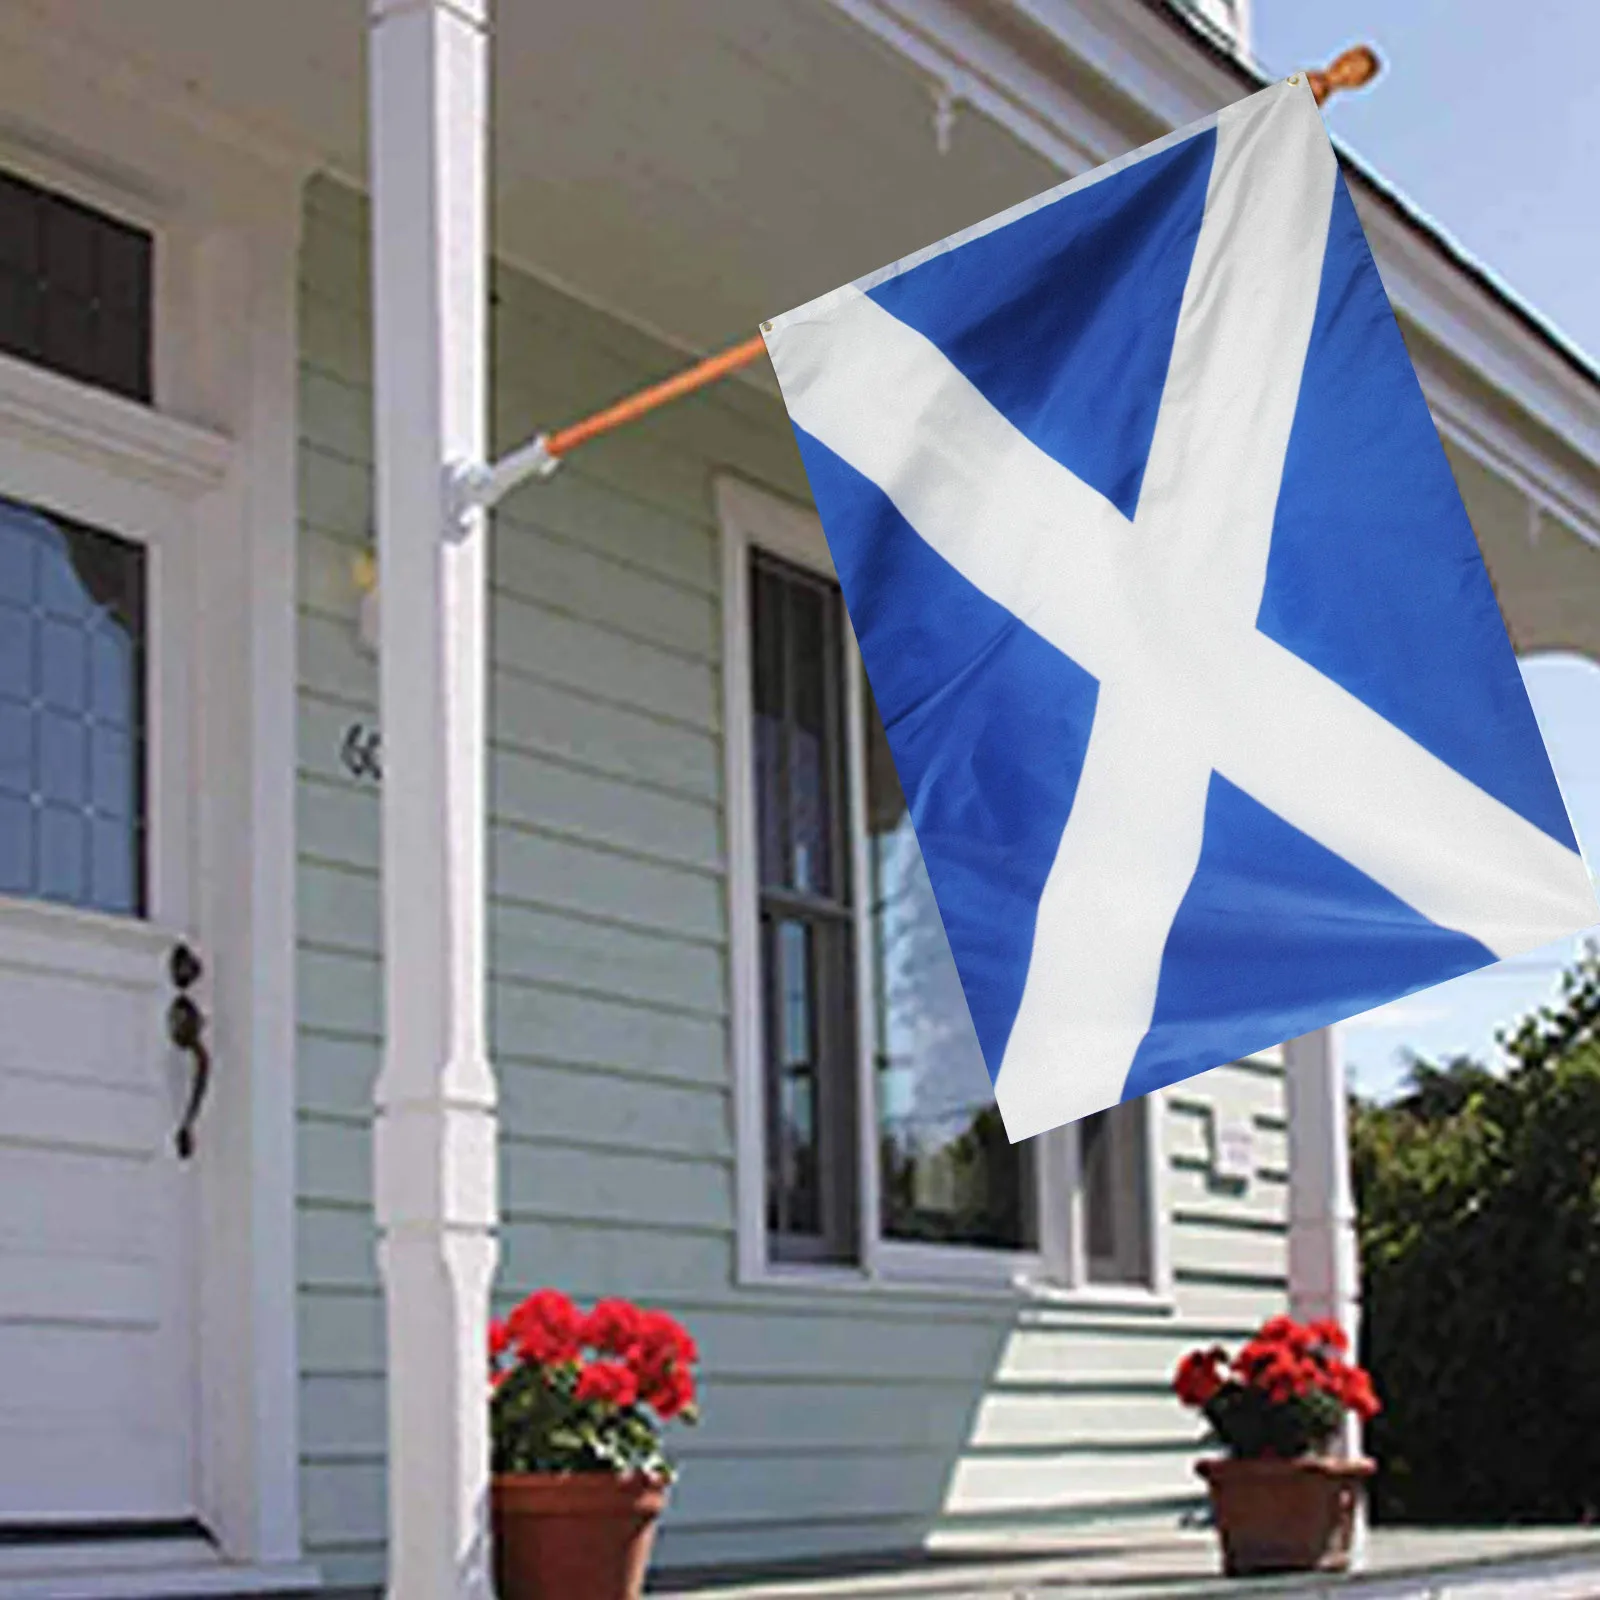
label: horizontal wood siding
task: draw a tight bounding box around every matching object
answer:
[1167,1059,1292,1325]
[293,176,1291,1586]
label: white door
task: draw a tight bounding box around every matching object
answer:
[0,491,201,1526]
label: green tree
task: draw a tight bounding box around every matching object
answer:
[1351,946,1600,1524]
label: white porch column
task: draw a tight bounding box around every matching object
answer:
[368,3,497,1598]
[1284,1025,1360,1335]
[1284,1024,1367,1560]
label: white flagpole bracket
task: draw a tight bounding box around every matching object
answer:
[449,432,562,530]
[446,330,770,537]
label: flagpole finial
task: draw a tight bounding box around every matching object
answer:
[1306,45,1381,107]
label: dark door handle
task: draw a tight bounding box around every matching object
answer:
[169,942,209,1160]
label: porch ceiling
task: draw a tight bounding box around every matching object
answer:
[38,0,1062,355]
[21,0,1600,668]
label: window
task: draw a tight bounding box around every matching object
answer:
[1078,1103,1154,1285]
[722,479,1161,1292]
[0,169,153,404]
[750,552,859,1261]
[866,685,1038,1252]
[0,495,147,915]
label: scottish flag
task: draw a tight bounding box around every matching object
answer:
[761,78,1599,1141]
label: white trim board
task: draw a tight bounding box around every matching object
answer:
[0,355,231,497]
[1418,359,1600,553]
[830,0,1600,482]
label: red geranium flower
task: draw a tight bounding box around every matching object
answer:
[574,1359,640,1409]
[1258,1315,1304,1348]
[1232,1338,1287,1385]
[1249,1348,1301,1397]
[627,1343,693,1411]
[1174,1348,1225,1407]
[635,1308,699,1365]
[490,1288,701,1482]
[580,1297,643,1356]
[644,1361,696,1420]
[1329,1359,1382,1420]
[1308,1317,1350,1355]
[1170,1311,1381,1464]
[507,1287,583,1366]
[616,1307,699,1419]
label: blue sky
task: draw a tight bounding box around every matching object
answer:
[1253,2,1600,364]
[1251,3,1600,1099]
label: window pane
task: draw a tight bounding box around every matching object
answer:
[0,523,32,601]
[39,804,87,902]
[0,270,42,365]
[90,812,136,911]
[751,552,845,903]
[0,698,28,794]
[865,681,1036,1250]
[787,583,832,895]
[1080,1110,1116,1262]
[90,724,135,818]
[0,496,146,916]
[0,791,28,893]
[752,552,859,1265]
[764,915,820,1239]
[0,603,30,693]
[0,169,152,404]
[751,565,787,887]
[39,709,87,804]
[91,625,136,725]
[1081,1101,1153,1286]
[0,176,41,271]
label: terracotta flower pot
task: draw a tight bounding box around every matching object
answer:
[1197,1454,1375,1576]
[491,1472,668,1600]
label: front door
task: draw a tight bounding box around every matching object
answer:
[0,491,201,1527]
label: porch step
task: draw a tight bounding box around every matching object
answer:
[0,1546,320,1600]
[94,1587,321,1600]
[0,1582,320,1600]
[649,1525,1600,1599]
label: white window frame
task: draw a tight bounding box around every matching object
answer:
[718,474,1171,1304]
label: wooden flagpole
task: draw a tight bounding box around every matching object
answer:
[543,333,770,458]
[1306,45,1381,109]
[509,47,1380,477]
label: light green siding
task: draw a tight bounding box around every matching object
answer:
[293,175,1289,1588]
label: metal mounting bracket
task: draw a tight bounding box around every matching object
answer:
[446,432,563,535]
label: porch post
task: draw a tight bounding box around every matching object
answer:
[367,3,497,1598]
[1284,1024,1367,1558]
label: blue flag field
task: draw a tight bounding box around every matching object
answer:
[761,77,1599,1141]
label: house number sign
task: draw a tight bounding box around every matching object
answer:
[1210,1113,1256,1184]
[341,722,383,782]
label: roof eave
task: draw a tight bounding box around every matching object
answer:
[1139,0,1600,396]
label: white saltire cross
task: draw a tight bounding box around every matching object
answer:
[766,82,1596,1140]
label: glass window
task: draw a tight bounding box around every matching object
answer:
[865,684,1037,1250]
[0,495,146,916]
[1080,1102,1154,1285]
[744,528,1153,1283]
[0,169,153,403]
[751,552,857,1262]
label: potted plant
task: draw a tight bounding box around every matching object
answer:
[489,1288,699,1600]
[1174,1314,1380,1576]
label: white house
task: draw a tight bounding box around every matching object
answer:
[0,1,1597,1597]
